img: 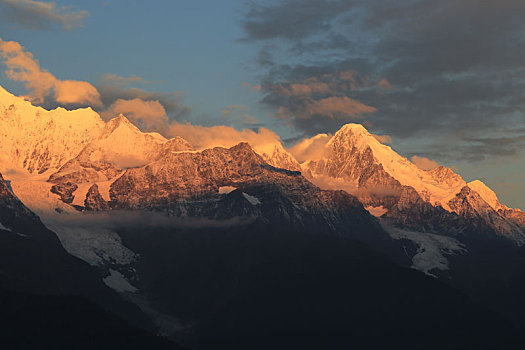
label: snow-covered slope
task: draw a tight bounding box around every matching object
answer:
[253,142,301,171]
[49,114,193,186]
[468,180,502,210]
[0,85,105,174]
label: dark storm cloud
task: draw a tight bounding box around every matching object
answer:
[0,0,88,31]
[242,0,525,161]
[242,0,356,41]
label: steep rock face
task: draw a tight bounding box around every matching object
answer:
[498,207,525,230]
[303,143,403,208]
[383,186,464,235]
[0,86,104,174]
[84,184,109,211]
[110,143,387,241]
[448,186,525,243]
[50,182,78,204]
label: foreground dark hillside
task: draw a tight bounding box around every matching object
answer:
[117,225,523,349]
[0,287,182,350]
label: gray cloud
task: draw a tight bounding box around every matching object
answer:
[242,0,525,161]
[96,82,190,123]
[0,0,88,31]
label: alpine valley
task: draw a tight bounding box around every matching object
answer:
[1,84,525,349]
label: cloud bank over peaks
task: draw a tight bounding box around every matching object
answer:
[0,37,101,106]
[0,38,190,134]
[101,98,169,132]
[166,122,282,152]
[260,69,388,136]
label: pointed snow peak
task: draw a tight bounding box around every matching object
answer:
[110,114,134,127]
[103,114,140,135]
[468,180,501,210]
[253,141,301,171]
[334,123,372,141]
[329,123,379,153]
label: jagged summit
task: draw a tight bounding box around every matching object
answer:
[304,123,467,209]
[449,186,525,243]
[253,141,301,171]
[328,123,377,152]
[102,114,140,135]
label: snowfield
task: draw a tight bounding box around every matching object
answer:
[384,223,467,276]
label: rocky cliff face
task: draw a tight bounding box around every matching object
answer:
[383,186,464,235]
[109,142,387,242]
[84,184,109,211]
[499,207,525,230]
[448,186,525,243]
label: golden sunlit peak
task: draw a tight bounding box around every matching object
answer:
[338,123,369,135]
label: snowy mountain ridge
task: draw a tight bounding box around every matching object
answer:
[300,123,525,246]
[1,83,524,277]
[0,85,105,175]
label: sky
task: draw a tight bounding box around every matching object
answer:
[0,0,523,209]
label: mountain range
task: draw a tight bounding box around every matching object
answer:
[1,83,525,348]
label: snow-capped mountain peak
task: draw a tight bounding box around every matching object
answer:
[304,123,466,210]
